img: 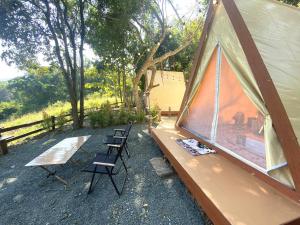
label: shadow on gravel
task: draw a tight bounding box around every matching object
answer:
[0,124,210,225]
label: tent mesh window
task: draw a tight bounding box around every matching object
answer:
[215,53,265,169]
[181,49,218,141]
[181,47,266,169]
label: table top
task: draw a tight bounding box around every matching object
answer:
[25,135,91,167]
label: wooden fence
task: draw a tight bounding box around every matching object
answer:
[0,102,122,155]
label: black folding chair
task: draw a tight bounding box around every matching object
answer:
[103,122,132,158]
[82,138,128,195]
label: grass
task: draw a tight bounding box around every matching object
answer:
[0,93,119,146]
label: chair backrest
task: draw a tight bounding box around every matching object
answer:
[124,122,133,136]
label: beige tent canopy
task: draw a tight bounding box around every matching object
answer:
[177,0,300,194]
[146,70,185,114]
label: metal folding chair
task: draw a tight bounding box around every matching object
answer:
[103,122,132,158]
[82,138,128,195]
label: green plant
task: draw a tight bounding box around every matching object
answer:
[56,111,68,129]
[88,111,99,128]
[41,111,52,131]
[99,101,113,127]
[135,111,146,123]
[0,101,20,120]
[118,107,129,124]
[150,104,161,122]
[88,101,114,128]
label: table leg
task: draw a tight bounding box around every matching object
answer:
[39,166,68,186]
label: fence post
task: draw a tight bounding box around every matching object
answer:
[51,116,56,131]
[0,127,8,155]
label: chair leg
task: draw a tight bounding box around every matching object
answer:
[88,172,96,194]
[120,155,128,173]
[106,166,128,196]
[125,143,130,158]
[109,174,121,196]
[106,146,114,156]
[88,166,98,194]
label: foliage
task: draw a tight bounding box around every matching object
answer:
[0,101,20,120]
[0,82,12,102]
[118,107,130,125]
[56,111,68,129]
[84,65,126,98]
[0,0,87,128]
[88,101,113,128]
[280,0,300,7]
[87,0,205,111]
[41,112,52,131]
[88,103,146,128]
[135,111,146,123]
[149,104,161,122]
[7,66,68,114]
[0,95,117,145]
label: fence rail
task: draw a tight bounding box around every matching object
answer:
[0,102,122,155]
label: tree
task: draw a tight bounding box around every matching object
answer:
[87,0,204,111]
[0,0,87,128]
[280,0,300,6]
[0,82,12,102]
[7,65,68,113]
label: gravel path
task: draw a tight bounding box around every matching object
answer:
[0,124,209,225]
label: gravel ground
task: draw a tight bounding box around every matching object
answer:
[0,124,210,225]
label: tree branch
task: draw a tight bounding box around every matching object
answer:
[153,38,192,65]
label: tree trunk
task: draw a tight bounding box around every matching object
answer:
[117,67,122,102]
[133,80,142,112]
[79,59,84,128]
[78,0,85,128]
[70,94,79,129]
[122,65,127,107]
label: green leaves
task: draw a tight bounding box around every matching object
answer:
[6,66,68,114]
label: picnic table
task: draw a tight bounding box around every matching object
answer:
[25,135,91,185]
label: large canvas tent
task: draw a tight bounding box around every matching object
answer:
[176,0,300,194]
[145,70,185,114]
[151,0,300,223]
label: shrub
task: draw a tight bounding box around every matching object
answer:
[128,112,136,123]
[88,111,99,128]
[56,111,68,129]
[88,102,147,128]
[99,101,113,127]
[118,107,129,124]
[88,101,114,128]
[135,111,146,123]
[0,101,20,120]
[41,111,52,131]
[149,104,161,122]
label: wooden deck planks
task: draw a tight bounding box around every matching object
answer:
[151,127,300,225]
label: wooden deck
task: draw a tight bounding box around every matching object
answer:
[151,119,300,225]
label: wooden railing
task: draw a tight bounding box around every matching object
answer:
[0,102,122,155]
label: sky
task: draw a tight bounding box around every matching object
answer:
[0,0,199,82]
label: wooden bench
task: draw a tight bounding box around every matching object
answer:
[25,135,91,185]
[151,127,300,225]
[0,136,14,155]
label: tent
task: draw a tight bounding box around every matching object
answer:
[145,70,185,114]
[176,0,300,196]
